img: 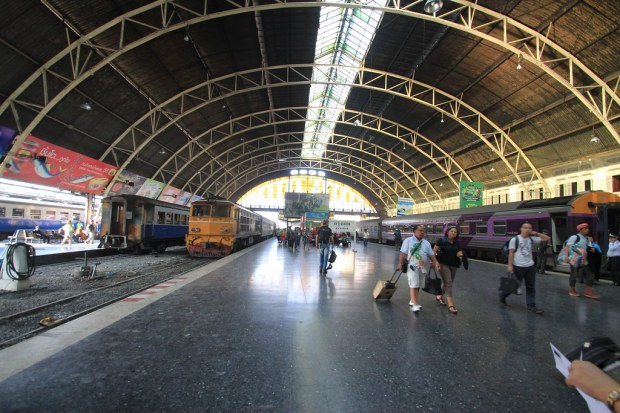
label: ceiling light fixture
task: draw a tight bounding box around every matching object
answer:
[440,112,444,123]
[516,54,523,70]
[590,127,600,143]
[490,167,495,172]
[354,119,361,127]
[183,34,189,42]
[159,149,166,155]
[80,101,92,110]
[423,0,443,16]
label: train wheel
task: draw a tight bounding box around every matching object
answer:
[156,243,167,253]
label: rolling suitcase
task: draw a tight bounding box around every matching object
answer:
[373,270,403,300]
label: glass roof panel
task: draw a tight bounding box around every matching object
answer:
[302,0,387,159]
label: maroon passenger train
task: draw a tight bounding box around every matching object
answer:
[356,191,620,270]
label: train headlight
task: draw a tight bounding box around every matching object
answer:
[220,228,230,234]
[191,227,201,233]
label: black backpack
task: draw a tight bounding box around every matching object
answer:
[501,236,519,261]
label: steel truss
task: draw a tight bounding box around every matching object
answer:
[99,64,541,196]
[1,0,617,198]
[177,133,443,208]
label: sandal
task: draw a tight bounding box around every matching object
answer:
[436,296,446,305]
[448,305,458,314]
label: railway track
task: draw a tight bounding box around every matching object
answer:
[0,253,213,349]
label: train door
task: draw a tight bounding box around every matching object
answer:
[110,200,125,235]
[550,214,568,252]
[596,202,620,252]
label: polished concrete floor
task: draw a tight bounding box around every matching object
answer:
[0,239,618,412]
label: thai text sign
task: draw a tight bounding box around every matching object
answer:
[2,134,117,194]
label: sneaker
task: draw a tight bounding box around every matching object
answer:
[583,287,600,300]
[516,288,522,295]
[569,288,580,297]
[409,301,414,307]
[527,307,544,315]
[412,304,422,313]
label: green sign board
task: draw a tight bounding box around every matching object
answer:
[459,181,484,208]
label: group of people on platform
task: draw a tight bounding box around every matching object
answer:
[61,220,97,245]
[312,218,619,410]
[33,220,98,246]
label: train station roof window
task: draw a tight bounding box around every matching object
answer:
[301,0,387,159]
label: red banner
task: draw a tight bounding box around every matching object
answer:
[2,135,117,194]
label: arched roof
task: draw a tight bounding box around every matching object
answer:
[0,0,618,216]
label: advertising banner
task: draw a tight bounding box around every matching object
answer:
[1,134,117,194]
[158,185,191,205]
[135,178,165,199]
[459,181,484,208]
[158,185,182,204]
[0,125,17,159]
[107,170,147,196]
[284,193,329,217]
[396,198,415,216]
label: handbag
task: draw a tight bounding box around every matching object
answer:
[328,248,337,263]
[422,269,443,295]
[499,271,519,294]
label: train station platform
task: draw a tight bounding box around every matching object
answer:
[1,241,112,265]
[0,239,618,412]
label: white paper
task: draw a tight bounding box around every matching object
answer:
[550,342,610,413]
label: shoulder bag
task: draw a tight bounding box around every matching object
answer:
[422,269,443,295]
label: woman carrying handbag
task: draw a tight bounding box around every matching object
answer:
[433,226,464,314]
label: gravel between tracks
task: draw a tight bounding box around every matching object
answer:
[0,247,213,347]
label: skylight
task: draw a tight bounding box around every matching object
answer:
[301,1,387,159]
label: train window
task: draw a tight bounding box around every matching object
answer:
[193,205,210,217]
[181,214,187,225]
[60,212,69,221]
[435,224,444,234]
[585,180,592,191]
[212,205,230,218]
[0,207,5,217]
[459,222,470,235]
[12,208,24,218]
[46,210,56,219]
[166,213,173,224]
[72,213,80,221]
[493,221,507,235]
[30,209,41,219]
[157,211,165,224]
[475,222,488,235]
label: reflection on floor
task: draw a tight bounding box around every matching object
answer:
[0,239,617,412]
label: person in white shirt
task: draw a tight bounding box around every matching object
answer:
[500,222,550,314]
[397,224,440,313]
[607,234,620,286]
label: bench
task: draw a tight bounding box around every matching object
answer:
[8,229,44,244]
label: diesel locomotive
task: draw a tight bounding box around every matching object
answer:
[186,199,275,257]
